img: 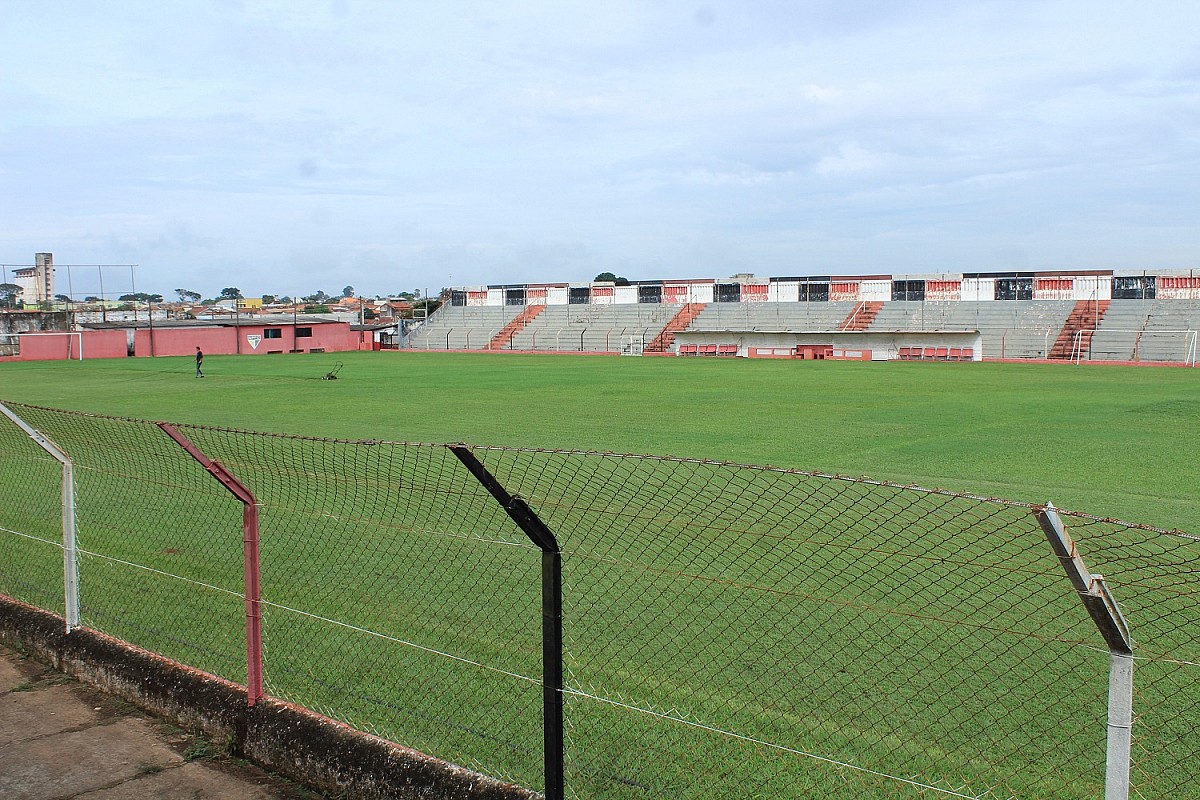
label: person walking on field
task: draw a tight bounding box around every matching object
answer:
[195,346,205,378]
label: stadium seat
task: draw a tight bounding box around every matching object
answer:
[922,347,936,360]
[935,347,949,360]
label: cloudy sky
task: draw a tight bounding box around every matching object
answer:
[2,1,1197,300]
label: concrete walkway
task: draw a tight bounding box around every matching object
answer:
[0,645,321,800]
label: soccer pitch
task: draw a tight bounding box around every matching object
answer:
[0,351,1195,532]
[2,352,1198,798]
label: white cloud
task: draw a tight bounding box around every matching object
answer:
[815,144,887,176]
[1,0,1198,295]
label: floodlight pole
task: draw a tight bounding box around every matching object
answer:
[0,403,79,631]
[449,445,564,800]
[1037,504,1133,800]
[158,422,264,706]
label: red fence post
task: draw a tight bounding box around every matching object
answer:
[158,422,264,706]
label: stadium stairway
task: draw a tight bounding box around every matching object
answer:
[488,305,545,349]
[645,303,707,353]
[1048,300,1110,359]
[839,301,884,331]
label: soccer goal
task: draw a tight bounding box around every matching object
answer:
[6,331,85,360]
[621,336,644,356]
[60,331,84,360]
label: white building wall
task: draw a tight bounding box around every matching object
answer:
[771,281,799,302]
[546,286,569,305]
[961,278,994,302]
[72,309,171,324]
[1073,275,1112,300]
[614,285,638,304]
[859,280,891,301]
[13,271,39,303]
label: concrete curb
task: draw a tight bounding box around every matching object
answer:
[0,596,540,800]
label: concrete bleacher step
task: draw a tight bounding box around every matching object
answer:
[646,303,706,352]
[488,305,545,349]
[1049,300,1110,359]
[839,301,883,331]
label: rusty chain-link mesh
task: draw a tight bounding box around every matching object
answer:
[0,402,1196,799]
[0,407,65,616]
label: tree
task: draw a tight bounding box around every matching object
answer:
[342,285,355,298]
[413,297,442,315]
[261,294,277,304]
[118,292,164,304]
[302,290,330,304]
[0,283,21,309]
[175,289,202,303]
[219,287,243,300]
[54,293,73,304]
[594,271,630,286]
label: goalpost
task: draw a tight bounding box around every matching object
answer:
[44,331,84,360]
[62,331,84,360]
[0,332,84,360]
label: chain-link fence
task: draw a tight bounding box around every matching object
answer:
[0,400,1197,799]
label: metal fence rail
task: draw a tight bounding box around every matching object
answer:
[0,400,1197,799]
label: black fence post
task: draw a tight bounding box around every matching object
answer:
[450,445,564,800]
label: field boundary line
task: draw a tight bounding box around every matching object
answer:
[0,526,62,547]
[562,686,1005,800]
[77,548,244,599]
[260,599,542,687]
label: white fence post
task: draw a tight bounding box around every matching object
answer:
[1037,503,1134,800]
[0,403,80,631]
[1106,651,1134,799]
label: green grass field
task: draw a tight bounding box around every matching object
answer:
[0,351,1196,532]
[2,351,1198,798]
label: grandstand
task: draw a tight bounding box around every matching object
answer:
[871,300,1076,360]
[1089,299,1200,363]
[406,270,1200,364]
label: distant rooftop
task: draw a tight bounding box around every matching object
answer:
[79,315,341,330]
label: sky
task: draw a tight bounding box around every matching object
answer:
[2,1,1198,300]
